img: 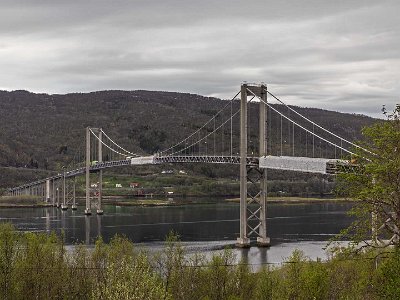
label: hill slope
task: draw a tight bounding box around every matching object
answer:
[0,89,377,187]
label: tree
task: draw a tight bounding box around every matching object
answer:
[337,105,400,248]
[138,130,167,154]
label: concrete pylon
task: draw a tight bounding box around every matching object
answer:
[52,180,56,206]
[46,179,51,203]
[237,83,250,247]
[97,129,104,215]
[257,84,270,246]
[61,171,68,210]
[85,127,92,215]
[71,177,77,210]
[56,182,60,208]
[236,83,270,248]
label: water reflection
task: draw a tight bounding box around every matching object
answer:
[85,216,90,245]
[0,199,353,247]
[96,215,102,239]
[45,208,50,233]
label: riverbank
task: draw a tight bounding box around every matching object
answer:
[0,195,51,208]
[112,199,198,207]
[99,196,351,207]
[0,195,351,208]
[225,196,350,204]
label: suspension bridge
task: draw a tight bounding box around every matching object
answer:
[6,83,372,247]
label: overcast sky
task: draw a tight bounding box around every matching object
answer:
[0,0,399,117]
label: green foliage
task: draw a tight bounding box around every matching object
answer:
[93,236,169,300]
[375,248,400,298]
[254,266,275,299]
[3,223,400,299]
[327,251,376,299]
[0,223,19,299]
[337,106,400,247]
[277,250,330,299]
[139,129,167,153]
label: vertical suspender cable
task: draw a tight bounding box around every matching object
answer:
[341,139,343,158]
[268,102,271,155]
[280,115,283,156]
[221,120,224,155]
[319,140,322,157]
[326,141,328,158]
[214,118,216,156]
[292,122,295,156]
[312,123,315,157]
[287,107,290,155]
[94,133,97,162]
[265,102,268,156]
[230,100,233,158]
[305,131,308,157]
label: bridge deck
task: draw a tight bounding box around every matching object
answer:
[9,155,351,191]
[259,156,347,174]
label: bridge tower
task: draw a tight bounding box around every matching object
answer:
[84,127,104,215]
[85,127,91,214]
[237,83,270,247]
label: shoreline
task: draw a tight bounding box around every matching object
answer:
[0,203,53,208]
[0,195,352,208]
[225,197,351,204]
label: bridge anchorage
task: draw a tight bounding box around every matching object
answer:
[9,82,384,247]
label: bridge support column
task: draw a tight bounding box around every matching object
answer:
[39,183,46,202]
[237,83,270,247]
[257,84,270,246]
[52,180,56,206]
[85,127,92,215]
[56,182,60,208]
[61,171,68,210]
[97,129,104,215]
[85,214,91,244]
[72,177,77,210]
[45,180,51,203]
[237,83,250,247]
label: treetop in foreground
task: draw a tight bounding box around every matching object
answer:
[337,105,400,248]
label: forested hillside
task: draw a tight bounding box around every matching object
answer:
[0,89,377,188]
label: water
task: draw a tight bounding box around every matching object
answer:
[0,198,353,264]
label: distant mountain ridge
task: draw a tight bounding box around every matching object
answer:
[0,89,377,172]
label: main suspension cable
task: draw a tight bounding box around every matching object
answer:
[265,89,375,156]
[89,129,128,158]
[160,91,241,155]
[246,89,359,158]
[100,129,138,157]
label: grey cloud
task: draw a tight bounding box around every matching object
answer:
[0,0,399,118]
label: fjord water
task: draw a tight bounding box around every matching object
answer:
[0,198,353,264]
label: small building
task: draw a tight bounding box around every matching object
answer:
[115,183,122,188]
[161,170,174,174]
[130,182,140,188]
[178,170,187,174]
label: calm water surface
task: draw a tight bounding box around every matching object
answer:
[0,198,354,264]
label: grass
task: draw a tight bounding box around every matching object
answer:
[0,195,50,207]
